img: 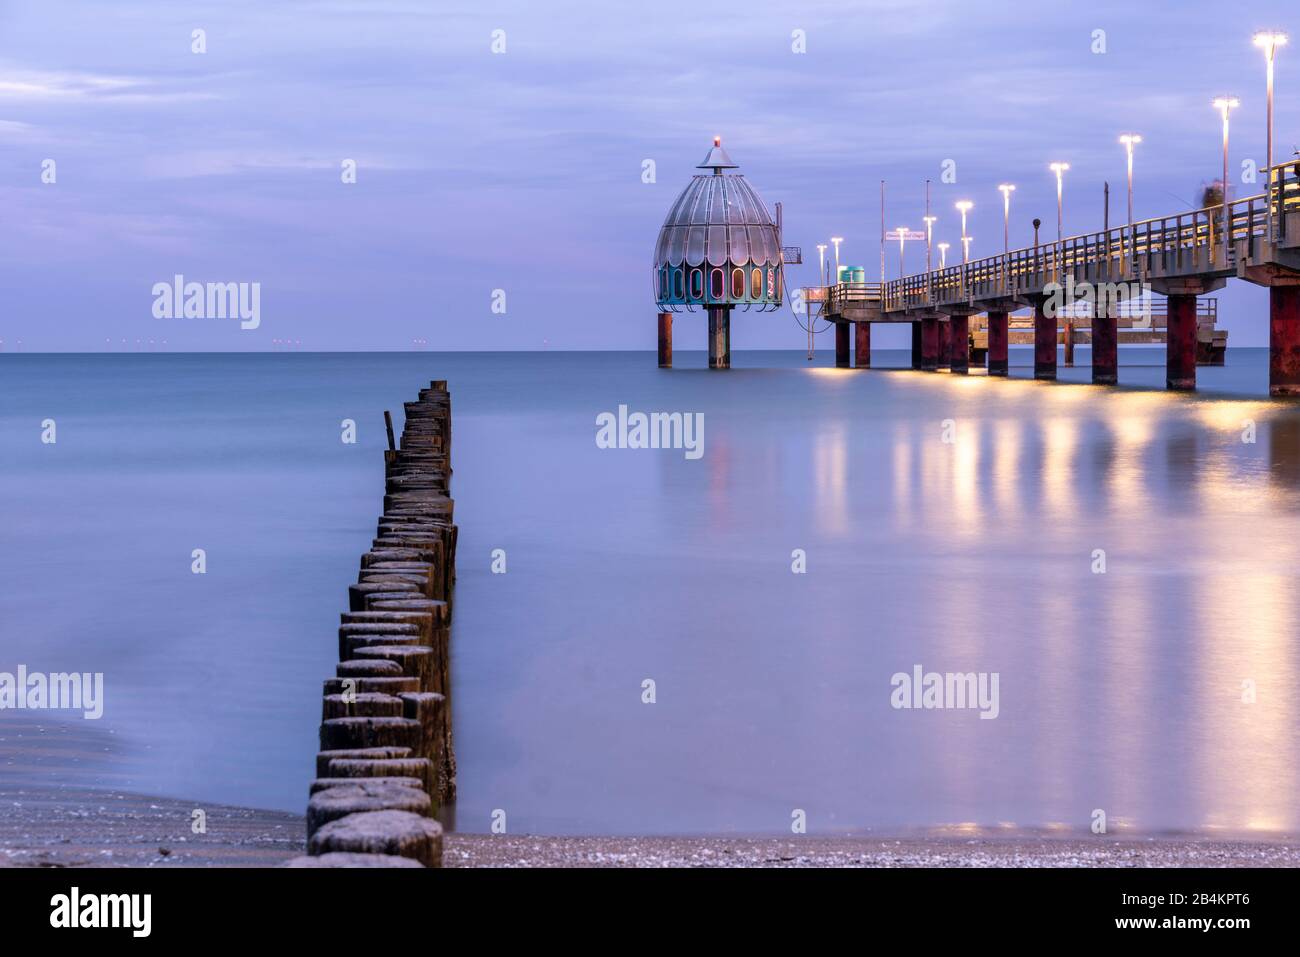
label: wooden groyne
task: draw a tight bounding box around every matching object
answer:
[283,381,457,868]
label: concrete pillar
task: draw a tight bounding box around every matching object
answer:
[1063,320,1076,367]
[921,317,939,371]
[1166,293,1198,391]
[1092,296,1117,385]
[835,322,850,368]
[657,312,672,368]
[1269,286,1300,396]
[988,310,1009,376]
[911,321,923,369]
[854,322,871,368]
[938,321,952,370]
[1034,299,1056,380]
[949,314,969,374]
[707,306,730,369]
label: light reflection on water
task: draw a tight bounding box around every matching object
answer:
[1,349,1298,835]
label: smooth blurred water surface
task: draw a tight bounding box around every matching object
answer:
[2,348,1299,836]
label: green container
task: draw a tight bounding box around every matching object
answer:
[838,266,866,283]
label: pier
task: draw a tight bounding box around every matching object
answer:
[286,381,458,868]
[812,162,1300,393]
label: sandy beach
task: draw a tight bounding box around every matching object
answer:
[3,785,1297,868]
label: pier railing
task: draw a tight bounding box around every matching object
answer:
[826,160,1300,316]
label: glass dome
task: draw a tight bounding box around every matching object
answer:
[652,140,783,312]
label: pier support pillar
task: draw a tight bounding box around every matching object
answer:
[949,315,969,374]
[921,317,939,371]
[854,321,871,368]
[657,312,672,368]
[938,321,952,370]
[988,310,1009,376]
[1269,286,1300,396]
[1034,299,1056,380]
[1092,297,1117,385]
[911,321,923,369]
[1166,293,1198,391]
[1063,320,1076,367]
[707,306,730,369]
[835,322,850,368]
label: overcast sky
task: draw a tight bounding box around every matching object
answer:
[0,0,1296,351]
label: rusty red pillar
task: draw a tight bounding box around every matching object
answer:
[1063,320,1076,367]
[1166,293,1198,390]
[938,321,952,370]
[854,321,871,368]
[1034,299,1056,380]
[949,314,969,374]
[921,317,939,371]
[657,312,672,368]
[835,322,850,368]
[988,310,1009,376]
[1092,296,1117,385]
[1269,285,1300,397]
[707,305,730,369]
[911,321,923,369]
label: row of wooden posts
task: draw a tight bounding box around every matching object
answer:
[283,381,458,868]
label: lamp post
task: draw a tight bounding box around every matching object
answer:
[896,226,909,279]
[1212,97,1239,257]
[1118,134,1141,225]
[814,243,828,361]
[830,236,843,281]
[1253,31,1288,240]
[997,184,1015,254]
[1049,162,1070,240]
[961,236,973,262]
[923,215,937,272]
[955,200,973,263]
[938,242,950,269]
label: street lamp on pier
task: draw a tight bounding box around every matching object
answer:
[1118,134,1141,225]
[1049,162,1070,241]
[1212,97,1239,256]
[1253,31,1288,240]
[955,200,973,263]
[996,184,1016,254]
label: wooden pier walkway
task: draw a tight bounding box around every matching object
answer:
[813,160,1300,391]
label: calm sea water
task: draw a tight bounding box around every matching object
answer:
[2,349,1299,837]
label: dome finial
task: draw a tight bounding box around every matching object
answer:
[697,137,738,174]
